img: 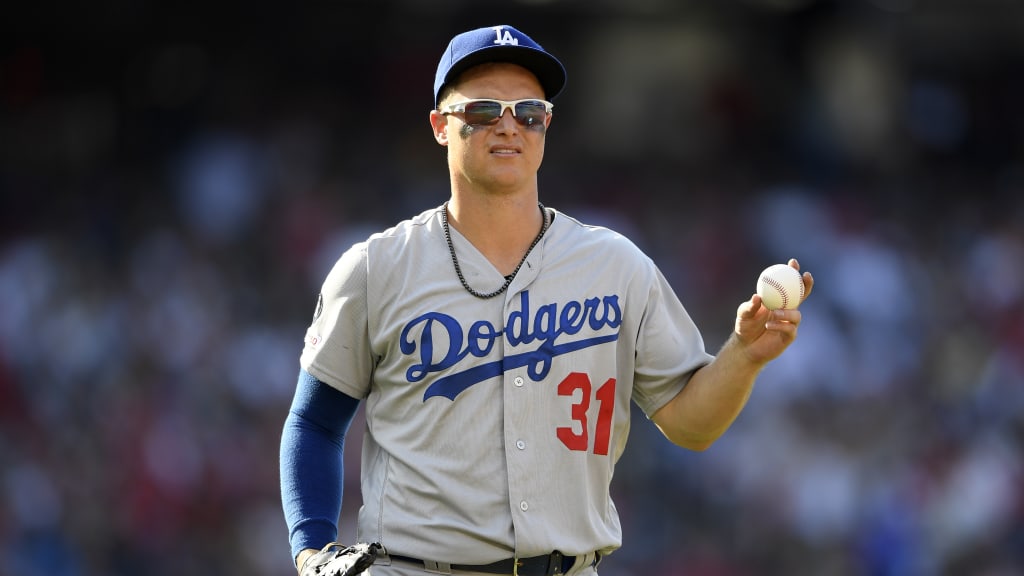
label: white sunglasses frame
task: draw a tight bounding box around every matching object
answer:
[439,98,554,126]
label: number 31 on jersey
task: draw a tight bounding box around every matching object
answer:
[556,372,616,456]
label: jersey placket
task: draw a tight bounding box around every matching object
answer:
[501,242,548,555]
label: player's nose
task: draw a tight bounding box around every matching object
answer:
[493,109,519,134]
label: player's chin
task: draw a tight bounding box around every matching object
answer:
[481,169,532,190]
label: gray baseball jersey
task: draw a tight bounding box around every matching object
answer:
[300,205,713,563]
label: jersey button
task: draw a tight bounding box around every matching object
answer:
[516,440,526,450]
[520,500,529,511]
[514,376,524,387]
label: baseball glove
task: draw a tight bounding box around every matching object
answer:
[300,542,383,576]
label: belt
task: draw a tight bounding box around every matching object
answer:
[389,550,596,575]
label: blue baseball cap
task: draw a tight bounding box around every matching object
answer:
[433,25,567,107]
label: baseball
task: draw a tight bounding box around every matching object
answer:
[756,264,805,310]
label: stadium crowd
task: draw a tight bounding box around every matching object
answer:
[2,2,1022,575]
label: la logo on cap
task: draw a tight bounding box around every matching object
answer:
[433,24,567,105]
[491,26,519,46]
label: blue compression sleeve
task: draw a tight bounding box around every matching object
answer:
[280,369,361,563]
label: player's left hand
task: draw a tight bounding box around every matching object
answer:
[299,542,382,576]
[734,258,813,365]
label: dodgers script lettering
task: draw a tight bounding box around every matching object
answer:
[399,291,622,401]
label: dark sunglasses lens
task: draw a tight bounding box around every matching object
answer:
[514,101,548,126]
[463,101,502,125]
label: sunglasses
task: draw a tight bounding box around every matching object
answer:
[440,98,554,127]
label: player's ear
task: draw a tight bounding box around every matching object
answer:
[429,110,450,146]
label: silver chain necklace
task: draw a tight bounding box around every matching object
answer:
[441,201,550,299]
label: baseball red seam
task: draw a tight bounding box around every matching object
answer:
[762,276,788,309]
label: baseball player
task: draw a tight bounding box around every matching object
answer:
[280,24,813,576]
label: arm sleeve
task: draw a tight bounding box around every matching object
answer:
[280,368,361,564]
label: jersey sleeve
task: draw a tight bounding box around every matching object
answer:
[300,242,375,399]
[630,263,715,418]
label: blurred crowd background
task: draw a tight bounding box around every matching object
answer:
[2,1,1022,575]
